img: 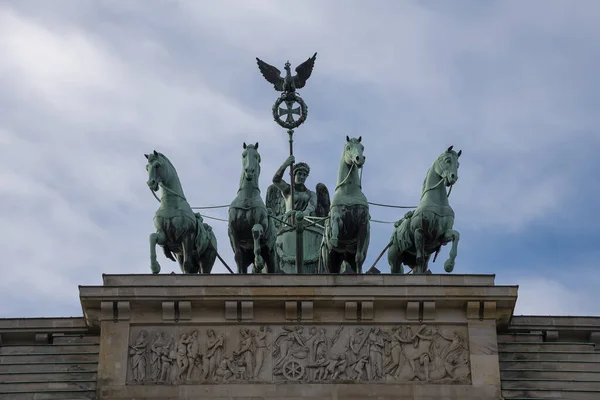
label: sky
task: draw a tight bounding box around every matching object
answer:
[1,0,600,319]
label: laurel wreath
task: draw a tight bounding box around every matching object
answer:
[272,93,308,130]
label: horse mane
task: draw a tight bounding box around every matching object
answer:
[155,152,176,176]
[421,168,431,195]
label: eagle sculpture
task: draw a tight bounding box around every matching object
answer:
[256,52,317,93]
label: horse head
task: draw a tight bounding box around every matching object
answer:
[434,145,462,187]
[241,142,261,183]
[344,136,366,168]
[145,150,171,192]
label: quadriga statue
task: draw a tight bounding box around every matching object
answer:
[321,136,370,274]
[266,156,330,273]
[144,150,218,274]
[388,146,462,274]
[228,142,277,274]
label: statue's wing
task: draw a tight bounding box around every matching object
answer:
[294,52,317,89]
[266,184,285,230]
[315,182,331,218]
[256,57,284,91]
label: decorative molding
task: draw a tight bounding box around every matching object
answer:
[126,324,471,385]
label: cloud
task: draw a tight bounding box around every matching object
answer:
[0,1,599,318]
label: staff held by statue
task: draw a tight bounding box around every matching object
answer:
[256,52,317,274]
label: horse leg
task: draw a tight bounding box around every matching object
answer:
[328,250,343,274]
[443,229,460,273]
[424,254,432,274]
[176,254,185,273]
[355,219,370,274]
[413,229,426,274]
[181,234,196,274]
[251,224,265,273]
[387,243,405,274]
[149,231,167,274]
[329,207,342,248]
[413,215,426,274]
[199,242,217,274]
[228,220,245,274]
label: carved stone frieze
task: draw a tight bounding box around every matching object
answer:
[127,324,471,384]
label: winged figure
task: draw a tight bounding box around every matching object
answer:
[256,52,317,93]
[265,157,330,273]
[266,181,330,230]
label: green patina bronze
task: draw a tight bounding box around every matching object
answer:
[266,156,330,274]
[321,136,371,274]
[145,150,217,274]
[388,146,462,274]
[228,142,277,274]
[142,54,466,276]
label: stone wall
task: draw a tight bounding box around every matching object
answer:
[0,317,99,400]
[499,316,600,400]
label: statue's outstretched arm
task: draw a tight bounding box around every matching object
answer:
[273,157,293,193]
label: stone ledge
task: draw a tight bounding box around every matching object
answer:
[507,315,600,340]
[0,317,88,333]
[97,382,502,400]
[80,277,517,330]
[101,273,497,287]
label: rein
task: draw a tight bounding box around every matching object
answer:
[420,175,454,201]
[335,162,363,190]
[149,182,188,203]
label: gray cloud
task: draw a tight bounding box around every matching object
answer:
[1,1,599,317]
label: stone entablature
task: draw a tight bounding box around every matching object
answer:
[75,274,517,399]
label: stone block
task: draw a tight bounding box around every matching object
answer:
[117,301,131,321]
[179,300,192,320]
[470,354,501,387]
[285,301,298,320]
[483,301,496,319]
[241,301,254,320]
[469,319,498,355]
[423,301,436,320]
[34,333,50,343]
[162,301,175,321]
[590,331,600,350]
[101,301,114,321]
[345,301,357,320]
[361,301,374,320]
[406,301,419,320]
[467,301,480,319]
[225,301,238,320]
[301,301,313,320]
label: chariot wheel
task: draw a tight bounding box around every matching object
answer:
[282,359,305,381]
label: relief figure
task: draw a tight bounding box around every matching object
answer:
[129,330,148,382]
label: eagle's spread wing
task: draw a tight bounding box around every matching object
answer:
[315,182,330,218]
[256,57,284,91]
[266,184,286,230]
[294,52,317,89]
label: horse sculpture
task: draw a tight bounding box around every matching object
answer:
[145,150,217,274]
[228,142,277,274]
[322,136,370,273]
[388,146,461,274]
